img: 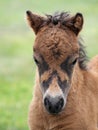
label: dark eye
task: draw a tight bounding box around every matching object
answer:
[34,57,39,65]
[71,58,77,66]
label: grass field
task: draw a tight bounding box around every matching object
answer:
[0,0,98,130]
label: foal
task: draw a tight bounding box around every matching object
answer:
[26,11,98,130]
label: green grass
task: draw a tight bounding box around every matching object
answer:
[0,0,98,130]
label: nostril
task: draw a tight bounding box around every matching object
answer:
[44,97,49,107]
[55,98,64,112]
[59,98,64,107]
[44,97,52,112]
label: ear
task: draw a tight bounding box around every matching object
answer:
[66,13,83,35]
[26,10,45,34]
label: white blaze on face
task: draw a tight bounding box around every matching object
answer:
[43,77,69,110]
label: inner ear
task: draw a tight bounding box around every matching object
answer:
[66,13,83,35]
[26,10,45,34]
[73,13,83,35]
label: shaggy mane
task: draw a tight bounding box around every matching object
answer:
[45,12,71,25]
[78,38,88,70]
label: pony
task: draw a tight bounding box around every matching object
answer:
[26,10,98,130]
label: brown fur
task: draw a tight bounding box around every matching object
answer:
[26,11,98,130]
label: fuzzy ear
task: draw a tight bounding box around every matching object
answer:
[66,13,83,35]
[26,10,45,34]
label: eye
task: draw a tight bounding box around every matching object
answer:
[33,57,40,65]
[71,58,78,66]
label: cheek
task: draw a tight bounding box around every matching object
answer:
[57,75,70,92]
[39,73,51,93]
[40,76,52,94]
[40,80,49,93]
[61,85,71,108]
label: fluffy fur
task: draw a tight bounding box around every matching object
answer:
[26,11,98,130]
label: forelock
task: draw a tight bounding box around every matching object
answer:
[41,12,72,27]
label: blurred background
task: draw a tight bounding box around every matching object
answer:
[0,0,98,130]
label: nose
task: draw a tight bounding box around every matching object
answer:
[44,95,64,114]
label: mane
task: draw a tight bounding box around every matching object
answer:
[42,12,71,27]
[42,12,88,70]
[45,11,71,25]
[78,38,88,70]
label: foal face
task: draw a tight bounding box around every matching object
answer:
[33,27,79,114]
[26,11,83,114]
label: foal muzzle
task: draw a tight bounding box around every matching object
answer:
[44,95,64,114]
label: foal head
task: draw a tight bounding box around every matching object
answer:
[26,11,85,114]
